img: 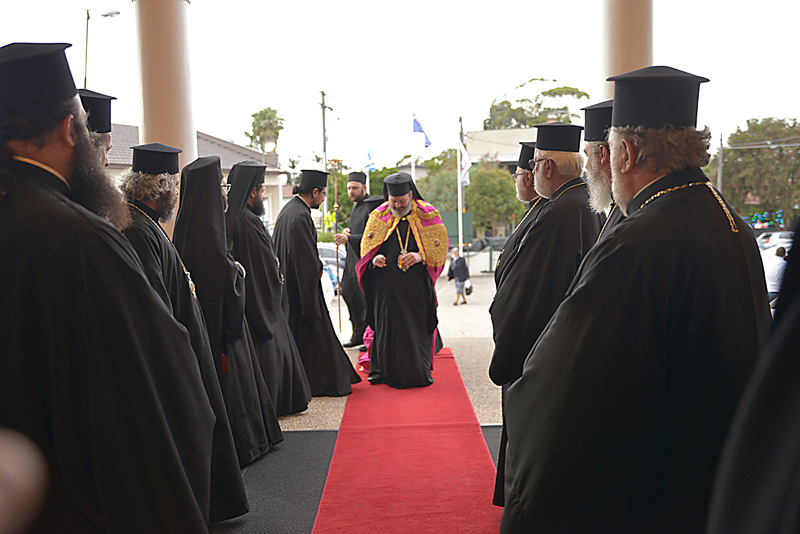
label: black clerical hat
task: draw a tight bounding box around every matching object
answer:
[533,123,584,152]
[78,89,116,133]
[518,142,536,170]
[0,42,77,122]
[384,172,413,196]
[299,169,328,189]
[348,171,367,184]
[131,143,183,175]
[582,100,613,142]
[608,66,709,129]
[232,160,266,186]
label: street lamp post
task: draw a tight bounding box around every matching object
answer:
[84,9,120,89]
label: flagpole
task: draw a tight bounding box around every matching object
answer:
[457,138,464,256]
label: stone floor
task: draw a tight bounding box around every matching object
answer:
[279,254,501,431]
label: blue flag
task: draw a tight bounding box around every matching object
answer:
[412,115,431,147]
[363,150,377,172]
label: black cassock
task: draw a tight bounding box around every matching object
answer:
[273,196,361,396]
[174,158,282,467]
[501,167,771,533]
[594,201,626,244]
[707,218,800,534]
[341,194,383,344]
[0,161,213,531]
[493,196,548,287]
[123,200,248,522]
[489,179,601,506]
[233,205,312,416]
[362,218,437,388]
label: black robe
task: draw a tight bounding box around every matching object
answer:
[494,196,549,287]
[123,200,249,522]
[273,196,361,396]
[174,157,283,467]
[489,178,602,506]
[707,219,799,534]
[501,167,771,533]
[594,201,626,244]
[0,160,213,531]
[341,194,383,343]
[234,205,312,416]
[362,217,437,388]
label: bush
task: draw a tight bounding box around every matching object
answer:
[318,231,335,243]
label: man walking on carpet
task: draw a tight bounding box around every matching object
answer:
[357,172,449,389]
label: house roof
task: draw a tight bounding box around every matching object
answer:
[464,128,539,166]
[107,123,281,172]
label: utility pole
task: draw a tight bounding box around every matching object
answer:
[320,90,332,223]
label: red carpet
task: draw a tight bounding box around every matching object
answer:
[312,348,501,533]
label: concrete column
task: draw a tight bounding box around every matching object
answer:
[604,0,653,98]
[134,0,196,236]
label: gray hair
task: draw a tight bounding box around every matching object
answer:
[535,149,584,179]
[120,168,177,203]
[608,125,711,173]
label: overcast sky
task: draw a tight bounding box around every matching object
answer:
[3,0,798,170]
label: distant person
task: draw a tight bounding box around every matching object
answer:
[764,246,788,301]
[582,99,625,242]
[273,169,361,396]
[334,171,383,348]
[174,156,283,467]
[227,160,312,416]
[77,88,114,167]
[501,66,770,533]
[357,172,449,388]
[447,247,470,305]
[0,42,214,530]
[121,143,248,522]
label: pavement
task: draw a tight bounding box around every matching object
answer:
[278,252,501,431]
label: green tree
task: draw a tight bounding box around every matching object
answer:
[245,107,284,153]
[465,162,526,236]
[483,79,590,129]
[707,118,800,226]
[416,149,458,213]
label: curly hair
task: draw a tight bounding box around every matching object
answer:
[609,125,711,173]
[120,168,177,203]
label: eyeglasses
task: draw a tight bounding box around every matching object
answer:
[529,158,549,169]
[221,184,231,193]
[511,171,527,180]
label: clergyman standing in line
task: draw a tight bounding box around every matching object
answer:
[334,171,383,348]
[174,155,283,467]
[489,124,602,506]
[77,88,114,167]
[582,99,625,243]
[121,143,249,522]
[227,160,312,416]
[273,169,361,396]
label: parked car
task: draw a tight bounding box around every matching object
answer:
[756,230,794,250]
[465,236,509,252]
[318,242,346,293]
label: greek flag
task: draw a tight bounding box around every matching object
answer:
[412,114,431,147]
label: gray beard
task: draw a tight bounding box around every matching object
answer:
[586,173,613,214]
[390,204,412,218]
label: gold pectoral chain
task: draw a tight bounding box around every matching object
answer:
[396,218,412,271]
[638,182,738,233]
[126,202,199,298]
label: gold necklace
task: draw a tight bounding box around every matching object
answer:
[638,182,738,234]
[126,202,199,298]
[551,181,585,200]
[596,203,618,243]
[396,218,412,271]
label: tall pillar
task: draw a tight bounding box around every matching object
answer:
[134,0,196,236]
[604,0,653,98]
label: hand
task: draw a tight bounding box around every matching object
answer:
[372,254,387,268]
[398,252,422,270]
[333,232,348,246]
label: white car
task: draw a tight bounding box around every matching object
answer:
[756,230,794,250]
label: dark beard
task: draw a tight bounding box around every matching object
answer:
[69,128,131,230]
[251,194,266,217]
[158,191,178,223]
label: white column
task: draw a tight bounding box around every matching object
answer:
[604,0,653,98]
[134,0,197,236]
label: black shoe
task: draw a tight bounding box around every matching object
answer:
[343,340,360,348]
[368,376,386,385]
[354,345,367,352]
